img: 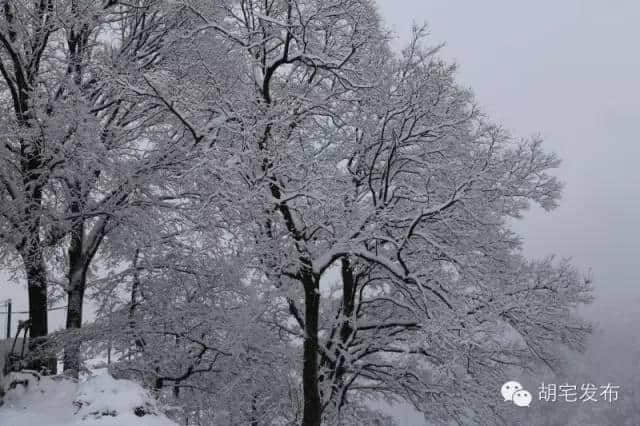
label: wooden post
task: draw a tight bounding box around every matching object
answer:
[6,299,11,339]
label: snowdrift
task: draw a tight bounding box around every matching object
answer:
[0,370,177,426]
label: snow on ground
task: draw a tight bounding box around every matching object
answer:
[0,369,177,426]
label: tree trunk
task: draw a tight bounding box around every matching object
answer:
[334,258,356,410]
[23,250,57,373]
[63,216,86,377]
[23,244,48,342]
[23,253,47,339]
[18,122,54,372]
[63,273,85,376]
[301,271,322,426]
[250,393,259,426]
[21,202,55,373]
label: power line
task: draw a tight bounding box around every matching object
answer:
[0,305,67,314]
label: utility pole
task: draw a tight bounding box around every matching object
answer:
[6,298,11,339]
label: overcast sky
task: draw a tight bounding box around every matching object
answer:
[377,0,640,303]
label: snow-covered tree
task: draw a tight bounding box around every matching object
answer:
[0,0,69,368]
[0,0,186,375]
[134,2,591,424]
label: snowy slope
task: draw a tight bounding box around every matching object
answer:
[0,370,177,426]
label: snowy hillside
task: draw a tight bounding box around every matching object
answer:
[0,370,177,426]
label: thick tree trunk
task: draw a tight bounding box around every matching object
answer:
[63,273,85,376]
[20,178,55,373]
[22,242,56,373]
[334,258,356,410]
[63,217,86,377]
[331,258,357,413]
[338,258,356,355]
[301,271,322,426]
[319,258,357,416]
[23,246,48,339]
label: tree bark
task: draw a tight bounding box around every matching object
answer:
[319,258,357,413]
[334,258,356,410]
[20,173,55,373]
[23,243,48,341]
[63,198,87,377]
[301,270,322,426]
[63,262,86,377]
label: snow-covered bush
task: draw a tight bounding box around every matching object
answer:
[0,370,177,426]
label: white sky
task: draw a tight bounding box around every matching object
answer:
[377,0,640,299]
